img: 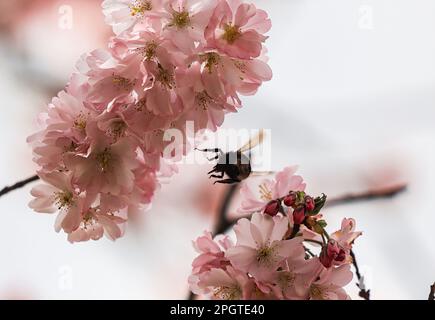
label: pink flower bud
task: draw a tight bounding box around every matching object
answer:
[326,240,340,258]
[264,200,280,216]
[319,247,333,268]
[283,192,297,207]
[336,249,346,262]
[305,196,315,211]
[293,205,306,224]
[320,240,346,268]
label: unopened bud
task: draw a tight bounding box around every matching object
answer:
[293,205,306,224]
[305,196,315,211]
[283,192,297,207]
[264,200,280,216]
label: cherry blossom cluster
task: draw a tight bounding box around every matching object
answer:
[189,167,362,300]
[27,0,272,242]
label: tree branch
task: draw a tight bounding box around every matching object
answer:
[429,283,435,301]
[350,250,370,300]
[325,184,407,208]
[0,175,39,198]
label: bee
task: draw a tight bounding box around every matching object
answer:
[196,130,265,184]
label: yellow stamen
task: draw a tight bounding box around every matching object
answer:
[170,10,191,29]
[222,24,242,44]
[73,113,87,131]
[96,148,113,172]
[213,286,242,300]
[310,285,326,300]
[259,183,273,201]
[130,0,152,16]
[54,191,74,209]
[196,91,212,111]
[136,41,158,60]
[112,74,135,91]
[256,245,277,266]
[200,52,220,73]
[156,65,175,89]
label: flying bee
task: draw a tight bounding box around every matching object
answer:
[196,130,265,184]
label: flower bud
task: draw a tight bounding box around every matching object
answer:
[319,247,333,268]
[264,200,280,216]
[283,192,297,207]
[292,205,306,224]
[305,195,315,211]
[320,240,346,268]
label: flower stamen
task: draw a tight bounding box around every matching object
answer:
[222,24,242,44]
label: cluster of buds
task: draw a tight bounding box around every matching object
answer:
[264,190,326,226]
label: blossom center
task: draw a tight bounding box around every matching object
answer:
[156,64,175,89]
[96,148,113,172]
[74,113,87,131]
[54,191,74,209]
[213,285,242,300]
[200,52,220,73]
[171,10,190,29]
[112,74,135,91]
[222,24,242,44]
[107,120,127,139]
[277,272,296,289]
[130,0,152,16]
[256,245,277,266]
[259,183,273,201]
[137,41,158,60]
[81,210,97,229]
[196,91,212,110]
[310,285,326,300]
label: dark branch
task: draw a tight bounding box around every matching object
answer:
[325,184,407,208]
[429,283,435,301]
[213,184,239,237]
[0,175,39,198]
[350,250,370,300]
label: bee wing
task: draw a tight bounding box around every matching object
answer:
[238,129,265,153]
[250,171,275,177]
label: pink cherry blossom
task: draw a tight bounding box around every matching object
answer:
[161,0,217,54]
[63,123,138,196]
[226,213,305,281]
[308,263,353,300]
[191,231,233,275]
[67,204,127,243]
[194,266,251,299]
[239,166,306,213]
[103,0,164,35]
[206,0,271,59]
[29,172,82,234]
[331,218,362,251]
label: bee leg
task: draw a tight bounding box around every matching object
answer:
[213,179,241,185]
[207,154,220,161]
[209,172,224,179]
[207,167,217,175]
[195,148,222,154]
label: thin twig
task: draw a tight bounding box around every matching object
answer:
[429,283,435,301]
[212,184,239,237]
[325,184,407,208]
[0,175,39,198]
[350,250,370,300]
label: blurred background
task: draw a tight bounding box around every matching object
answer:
[0,0,434,300]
